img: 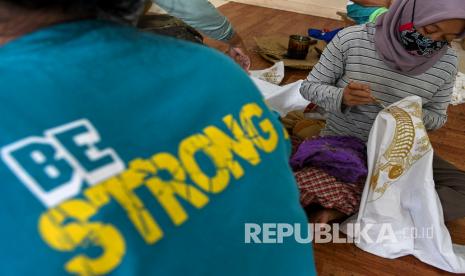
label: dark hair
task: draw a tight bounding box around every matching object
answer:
[1,0,143,19]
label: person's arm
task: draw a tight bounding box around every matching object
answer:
[300,34,374,112]
[226,33,251,71]
[300,34,346,113]
[423,72,456,131]
[351,0,391,7]
[154,0,235,42]
[154,0,250,70]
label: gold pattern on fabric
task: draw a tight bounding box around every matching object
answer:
[369,100,432,201]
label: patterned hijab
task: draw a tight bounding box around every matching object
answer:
[374,0,465,75]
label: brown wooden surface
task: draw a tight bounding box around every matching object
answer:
[207,2,465,275]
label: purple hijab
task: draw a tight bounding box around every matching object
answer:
[375,0,465,76]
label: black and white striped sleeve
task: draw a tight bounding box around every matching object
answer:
[300,33,345,114]
[422,70,456,131]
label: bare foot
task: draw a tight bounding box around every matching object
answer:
[310,208,346,224]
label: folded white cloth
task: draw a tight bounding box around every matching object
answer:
[251,76,309,116]
[343,96,465,273]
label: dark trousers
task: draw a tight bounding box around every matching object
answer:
[434,154,465,222]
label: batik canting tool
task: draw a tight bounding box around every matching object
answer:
[348,79,387,109]
[372,96,387,109]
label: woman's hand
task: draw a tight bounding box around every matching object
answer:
[342,81,376,106]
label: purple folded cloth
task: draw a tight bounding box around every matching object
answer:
[290,136,368,184]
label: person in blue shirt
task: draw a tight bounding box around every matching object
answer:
[152,0,250,70]
[346,0,391,25]
[0,0,316,275]
[97,0,251,70]
[153,0,236,42]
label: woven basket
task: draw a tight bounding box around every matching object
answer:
[254,36,326,70]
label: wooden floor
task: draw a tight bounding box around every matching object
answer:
[209,2,465,275]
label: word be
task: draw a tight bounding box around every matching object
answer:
[2,120,124,207]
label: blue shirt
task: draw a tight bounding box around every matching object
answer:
[347,3,383,25]
[0,20,315,275]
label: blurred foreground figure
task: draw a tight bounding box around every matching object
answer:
[0,0,316,275]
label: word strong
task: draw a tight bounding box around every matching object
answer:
[1,102,283,275]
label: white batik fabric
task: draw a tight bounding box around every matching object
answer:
[251,77,310,116]
[250,62,285,85]
[452,72,465,106]
[344,96,465,273]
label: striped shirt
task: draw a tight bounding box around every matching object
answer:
[300,23,458,142]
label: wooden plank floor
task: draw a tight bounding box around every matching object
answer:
[207,2,465,275]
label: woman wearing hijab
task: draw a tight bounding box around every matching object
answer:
[300,0,465,223]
